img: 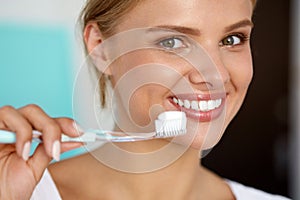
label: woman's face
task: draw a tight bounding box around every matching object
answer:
[104,0,253,150]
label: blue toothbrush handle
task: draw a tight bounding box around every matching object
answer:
[0,130,17,143]
[0,111,187,144]
[0,130,42,143]
[0,129,99,143]
[0,129,154,143]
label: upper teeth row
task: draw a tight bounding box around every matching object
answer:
[173,97,222,112]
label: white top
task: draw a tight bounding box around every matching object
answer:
[30,169,291,200]
[225,180,291,200]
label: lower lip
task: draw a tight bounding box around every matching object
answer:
[169,99,225,122]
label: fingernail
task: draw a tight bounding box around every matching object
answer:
[73,121,84,135]
[22,141,31,161]
[52,140,61,161]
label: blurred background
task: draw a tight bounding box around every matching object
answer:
[0,0,85,116]
[203,0,298,199]
[0,0,298,199]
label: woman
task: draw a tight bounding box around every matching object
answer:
[0,0,290,199]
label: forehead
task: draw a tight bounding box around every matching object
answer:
[116,0,253,32]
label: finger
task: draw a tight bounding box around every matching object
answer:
[53,118,83,137]
[61,142,83,152]
[0,106,33,160]
[18,104,61,161]
[28,141,83,182]
[27,143,52,182]
[51,118,84,157]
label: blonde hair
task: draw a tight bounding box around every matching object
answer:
[80,0,142,107]
[80,0,257,107]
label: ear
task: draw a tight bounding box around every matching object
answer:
[84,22,112,75]
[84,22,102,53]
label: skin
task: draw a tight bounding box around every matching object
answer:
[0,0,253,199]
[98,0,253,151]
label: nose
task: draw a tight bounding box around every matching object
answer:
[187,47,230,91]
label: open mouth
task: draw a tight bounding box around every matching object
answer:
[169,93,226,122]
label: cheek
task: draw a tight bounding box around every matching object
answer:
[128,86,160,126]
[113,85,160,132]
[226,51,253,90]
[238,60,253,87]
[223,52,253,121]
[129,89,151,126]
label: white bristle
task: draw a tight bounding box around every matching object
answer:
[155,111,187,138]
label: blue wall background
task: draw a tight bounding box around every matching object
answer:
[0,23,87,159]
[0,23,73,117]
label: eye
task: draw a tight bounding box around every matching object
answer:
[159,37,185,49]
[220,34,248,47]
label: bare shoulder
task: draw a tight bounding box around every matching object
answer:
[48,153,109,199]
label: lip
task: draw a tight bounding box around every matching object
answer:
[168,93,226,122]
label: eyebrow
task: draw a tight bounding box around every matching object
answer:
[152,25,201,36]
[224,19,254,32]
[149,19,254,36]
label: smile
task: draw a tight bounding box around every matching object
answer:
[172,98,222,112]
[169,93,226,122]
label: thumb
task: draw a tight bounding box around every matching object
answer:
[27,144,52,183]
[27,141,83,183]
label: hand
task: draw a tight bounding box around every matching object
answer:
[0,104,82,200]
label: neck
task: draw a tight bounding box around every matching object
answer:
[87,142,206,199]
[92,140,199,172]
[50,141,234,200]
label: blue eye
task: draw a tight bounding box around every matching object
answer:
[159,37,185,49]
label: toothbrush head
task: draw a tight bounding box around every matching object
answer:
[154,111,187,138]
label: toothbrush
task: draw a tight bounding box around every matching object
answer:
[0,111,186,143]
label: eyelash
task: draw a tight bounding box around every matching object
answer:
[219,33,250,47]
[157,36,187,50]
[156,32,250,51]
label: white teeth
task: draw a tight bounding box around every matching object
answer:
[172,97,222,112]
[178,99,184,107]
[199,101,208,111]
[216,99,222,108]
[191,101,199,110]
[173,97,178,104]
[183,100,191,109]
[207,100,215,110]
